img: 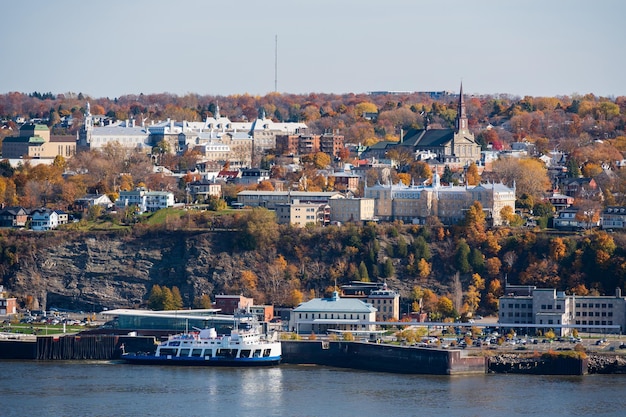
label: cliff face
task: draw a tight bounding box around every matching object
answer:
[5,230,249,311]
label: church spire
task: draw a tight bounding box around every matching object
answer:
[455,82,469,135]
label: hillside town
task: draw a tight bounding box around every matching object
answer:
[0,85,625,347]
[0,85,624,232]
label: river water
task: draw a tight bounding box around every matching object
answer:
[1,360,624,417]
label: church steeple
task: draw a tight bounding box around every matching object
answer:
[455,82,469,135]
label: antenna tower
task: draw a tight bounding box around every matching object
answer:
[274,35,278,92]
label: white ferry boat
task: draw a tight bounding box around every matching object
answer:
[122,314,281,366]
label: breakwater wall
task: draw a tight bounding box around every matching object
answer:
[281,340,486,375]
[0,335,156,360]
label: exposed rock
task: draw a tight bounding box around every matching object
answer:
[4,230,244,311]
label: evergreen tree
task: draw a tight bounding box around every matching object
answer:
[454,239,472,274]
[358,261,370,282]
[396,236,408,257]
[382,258,395,278]
[441,165,453,184]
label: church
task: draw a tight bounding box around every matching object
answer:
[399,83,481,166]
[364,84,482,168]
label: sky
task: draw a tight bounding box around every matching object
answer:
[1,0,625,99]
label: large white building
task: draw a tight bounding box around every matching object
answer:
[499,285,626,336]
[289,291,377,334]
[364,170,516,226]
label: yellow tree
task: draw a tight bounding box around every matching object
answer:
[287,288,304,307]
[241,270,258,291]
[312,152,331,169]
[465,162,480,185]
[549,237,567,261]
[463,201,487,245]
[417,258,431,279]
[485,279,502,312]
[397,173,411,186]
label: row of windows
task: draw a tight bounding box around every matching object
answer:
[576,303,614,309]
[503,312,533,317]
[505,303,532,309]
[540,304,562,310]
[298,313,368,320]
[576,311,612,317]
[575,320,613,326]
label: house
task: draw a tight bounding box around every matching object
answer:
[601,206,626,230]
[187,179,222,203]
[0,207,29,228]
[553,207,600,230]
[116,188,175,213]
[238,168,270,185]
[217,170,241,182]
[74,194,114,211]
[560,177,600,199]
[546,191,574,211]
[30,208,59,231]
[289,290,377,334]
[499,286,626,336]
[55,210,69,225]
[214,295,254,314]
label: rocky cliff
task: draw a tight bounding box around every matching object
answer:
[4,229,254,311]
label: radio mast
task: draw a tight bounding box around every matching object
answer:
[274,35,278,92]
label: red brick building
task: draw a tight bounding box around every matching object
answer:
[214,294,254,314]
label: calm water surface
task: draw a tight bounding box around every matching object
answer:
[1,361,625,417]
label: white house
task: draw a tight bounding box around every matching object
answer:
[116,189,175,213]
[289,291,377,334]
[30,208,59,231]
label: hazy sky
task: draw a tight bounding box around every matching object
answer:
[1,0,624,99]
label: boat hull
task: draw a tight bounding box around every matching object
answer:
[122,353,281,367]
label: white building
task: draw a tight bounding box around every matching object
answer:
[116,188,175,213]
[290,291,377,334]
[499,286,626,336]
[79,103,151,151]
[30,208,59,231]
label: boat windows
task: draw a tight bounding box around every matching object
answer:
[168,341,180,347]
[159,348,177,356]
[240,349,251,358]
[263,349,271,357]
[216,349,237,358]
[179,349,190,357]
[204,350,212,358]
[191,349,203,357]
[253,349,262,358]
